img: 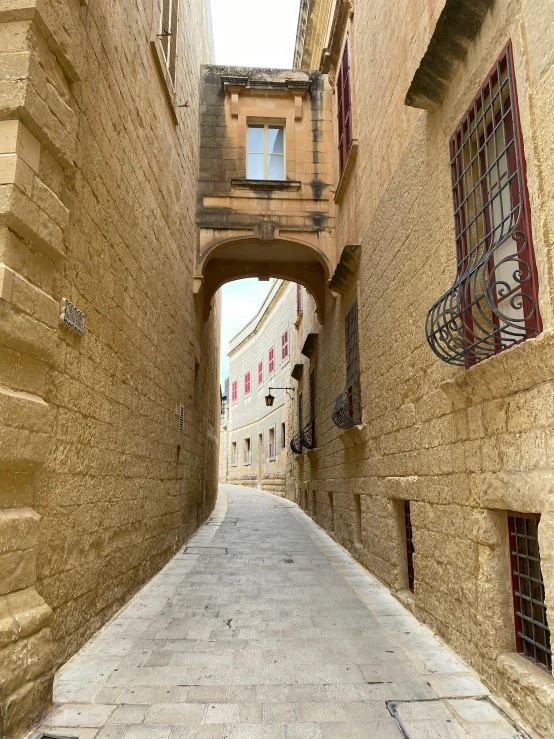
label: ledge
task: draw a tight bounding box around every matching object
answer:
[301,333,318,359]
[231,179,301,191]
[438,331,554,409]
[405,0,494,111]
[334,139,358,204]
[338,423,367,447]
[291,363,303,381]
[328,243,361,295]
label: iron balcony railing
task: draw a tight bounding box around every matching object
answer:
[301,420,316,450]
[332,381,361,430]
[290,430,302,455]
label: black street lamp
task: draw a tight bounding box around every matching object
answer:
[265,387,295,407]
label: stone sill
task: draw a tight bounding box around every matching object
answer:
[150,39,178,124]
[394,588,415,614]
[496,652,554,708]
[338,423,367,447]
[334,139,358,205]
[305,448,318,457]
[439,330,554,409]
[231,179,301,191]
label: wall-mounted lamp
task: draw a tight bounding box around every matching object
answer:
[265,387,295,407]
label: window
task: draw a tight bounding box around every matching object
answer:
[333,300,361,428]
[231,380,238,402]
[426,43,541,367]
[404,502,415,593]
[159,0,179,84]
[337,35,353,175]
[247,124,285,180]
[231,442,237,466]
[353,493,362,545]
[508,513,551,672]
[302,369,316,449]
[281,330,289,361]
[268,347,275,375]
[244,438,251,465]
[281,422,286,448]
[244,372,251,396]
[258,361,263,387]
[268,427,275,459]
[296,283,303,314]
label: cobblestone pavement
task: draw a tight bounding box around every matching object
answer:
[35,485,532,739]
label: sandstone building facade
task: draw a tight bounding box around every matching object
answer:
[0,0,219,735]
[222,280,296,495]
[282,0,554,735]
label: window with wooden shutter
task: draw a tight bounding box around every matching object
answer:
[337,35,353,175]
[268,347,275,375]
[258,361,263,386]
[231,380,237,402]
[281,330,289,361]
[244,372,251,396]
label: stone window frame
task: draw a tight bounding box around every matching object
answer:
[150,0,180,123]
[246,120,286,181]
[244,437,252,465]
[268,425,276,461]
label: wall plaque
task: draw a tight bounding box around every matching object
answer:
[60,298,85,335]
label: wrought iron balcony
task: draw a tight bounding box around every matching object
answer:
[332,382,361,430]
[301,420,316,450]
[290,430,302,455]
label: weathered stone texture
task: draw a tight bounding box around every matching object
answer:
[0,0,218,735]
[286,0,554,736]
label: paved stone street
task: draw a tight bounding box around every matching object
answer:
[35,485,530,739]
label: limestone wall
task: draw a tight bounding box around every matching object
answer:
[0,0,219,735]
[289,0,554,735]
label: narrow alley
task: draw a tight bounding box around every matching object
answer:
[37,485,528,739]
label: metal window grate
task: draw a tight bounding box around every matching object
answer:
[179,403,184,432]
[508,513,551,672]
[302,369,317,449]
[337,35,353,174]
[333,300,361,429]
[426,43,541,367]
[404,502,415,593]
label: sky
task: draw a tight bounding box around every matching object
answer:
[210,0,301,384]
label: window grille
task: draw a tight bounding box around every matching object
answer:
[337,35,353,175]
[296,283,303,314]
[244,372,251,396]
[244,438,251,465]
[508,513,551,672]
[160,0,179,84]
[332,300,362,429]
[426,43,541,368]
[281,330,289,361]
[281,422,286,448]
[404,502,415,593]
[231,380,237,402]
[258,361,263,386]
[290,392,303,455]
[247,124,285,180]
[302,369,316,449]
[268,347,275,374]
[179,403,184,433]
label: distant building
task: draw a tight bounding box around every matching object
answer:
[222,281,296,494]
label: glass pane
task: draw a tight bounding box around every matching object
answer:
[268,154,284,180]
[268,126,284,155]
[247,125,265,154]
[248,154,264,179]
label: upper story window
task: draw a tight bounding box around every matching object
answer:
[258,361,263,386]
[332,299,362,429]
[508,513,551,672]
[296,284,303,314]
[268,347,275,375]
[244,372,251,395]
[247,124,285,180]
[231,380,238,402]
[426,43,541,368]
[159,0,179,84]
[281,330,289,361]
[337,36,353,175]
